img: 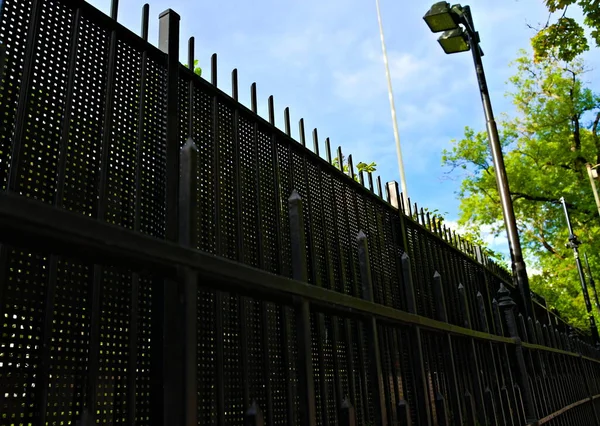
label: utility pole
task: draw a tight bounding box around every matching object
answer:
[560,197,600,344]
[375,0,409,207]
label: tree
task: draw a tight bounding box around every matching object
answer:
[532,0,600,62]
[442,50,600,329]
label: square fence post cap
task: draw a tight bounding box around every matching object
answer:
[159,8,181,20]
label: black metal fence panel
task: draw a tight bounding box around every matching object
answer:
[0,0,599,425]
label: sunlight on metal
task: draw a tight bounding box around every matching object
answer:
[423,1,459,33]
[438,27,470,54]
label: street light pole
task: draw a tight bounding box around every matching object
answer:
[423,2,533,316]
[460,7,533,318]
[584,253,600,316]
[560,197,600,344]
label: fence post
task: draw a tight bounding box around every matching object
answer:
[432,271,463,425]
[289,190,317,426]
[245,401,265,426]
[357,231,388,425]
[179,139,199,426]
[457,283,488,425]
[497,284,539,425]
[158,9,184,426]
[339,398,356,426]
[401,253,432,426]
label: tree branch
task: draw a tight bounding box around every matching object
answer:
[511,191,575,208]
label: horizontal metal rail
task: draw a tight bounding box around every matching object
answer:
[538,394,600,424]
[0,191,594,360]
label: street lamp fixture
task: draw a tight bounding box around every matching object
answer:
[437,27,470,54]
[423,3,534,320]
[423,1,459,32]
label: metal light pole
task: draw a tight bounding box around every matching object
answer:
[375,0,409,206]
[423,3,533,318]
[584,253,600,316]
[586,163,600,220]
[560,197,600,344]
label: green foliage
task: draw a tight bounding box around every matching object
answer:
[184,59,202,77]
[332,155,377,182]
[443,51,600,328]
[534,0,600,62]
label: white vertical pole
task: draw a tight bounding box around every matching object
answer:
[375,0,409,206]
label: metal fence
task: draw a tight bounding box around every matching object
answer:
[0,0,599,425]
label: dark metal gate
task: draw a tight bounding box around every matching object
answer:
[0,1,599,425]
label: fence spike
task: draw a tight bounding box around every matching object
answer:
[141,4,149,40]
[492,298,503,336]
[483,387,498,426]
[401,253,417,314]
[517,313,528,342]
[432,271,447,322]
[299,118,306,146]
[385,182,392,203]
[464,391,477,426]
[358,170,365,186]
[476,291,489,333]
[436,392,449,426]
[397,399,410,426]
[542,324,552,348]
[407,197,412,217]
[231,68,238,102]
[413,202,418,221]
[347,155,355,180]
[337,147,344,173]
[419,208,425,227]
[426,212,432,231]
[458,283,471,329]
[111,0,119,19]
[325,138,332,164]
[527,317,537,344]
[386,181,400,208]
[377,176,383,198]
[284,107,291,136]
[339,397,356,426]
[367,172,374,192]
[268,95,275,125]
[535,320,544,346]
[211,53,217,86]
[554,327,562,350]
[187,37,195,72]
[251,83,257,113]
[312,129,319,156]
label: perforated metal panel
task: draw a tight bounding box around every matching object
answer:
[0,0,592,425]
[0,0,33,190]
[0,249,48,425]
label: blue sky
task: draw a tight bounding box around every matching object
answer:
[89,0,599,254]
